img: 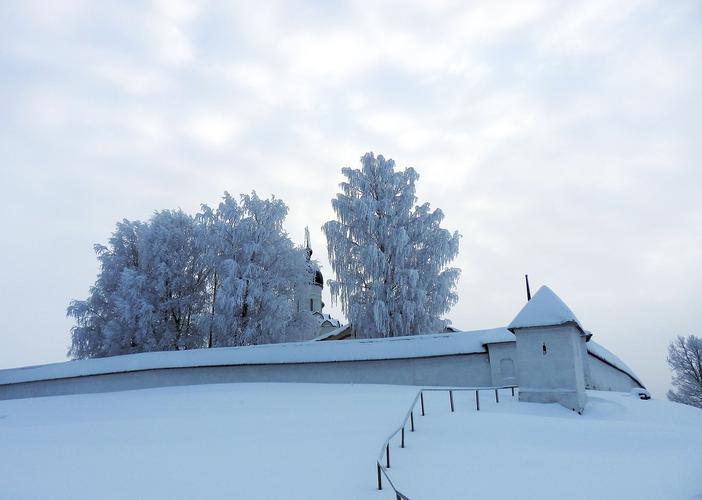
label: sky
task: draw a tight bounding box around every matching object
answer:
[1,0,700,398]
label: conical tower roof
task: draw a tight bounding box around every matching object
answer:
[508,285,583,332]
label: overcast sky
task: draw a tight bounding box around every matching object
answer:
[1,0,700,397]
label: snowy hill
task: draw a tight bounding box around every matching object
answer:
[0,383,700,499]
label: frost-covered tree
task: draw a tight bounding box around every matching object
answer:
[198,192,317,347]
[68,211,209,358]
[322,152,460,338]
[68,219,146,358]
[667,335,702,409]
[132,210,210,352]
[68,192,316,359]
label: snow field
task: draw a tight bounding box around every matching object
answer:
[0,383,417,500]
[1,383,700,499]
[388,389,702,499]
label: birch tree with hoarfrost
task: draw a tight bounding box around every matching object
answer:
[68,192,316,359]
[198,192,317,347]
[323,152,461,338]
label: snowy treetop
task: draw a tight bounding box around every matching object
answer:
[508,286,583,332]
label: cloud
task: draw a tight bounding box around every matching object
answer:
[185,112,242,149]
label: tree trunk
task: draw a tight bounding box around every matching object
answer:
[208,273,218,348]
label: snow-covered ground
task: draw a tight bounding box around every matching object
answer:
[391,390,702,499]
[1,383,700,499]
[0,383,417,500]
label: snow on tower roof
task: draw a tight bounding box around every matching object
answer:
[508,285,583,332]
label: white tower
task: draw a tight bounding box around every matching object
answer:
[508,286,588,413]
[298,227,324,314]
[296,228,342,339]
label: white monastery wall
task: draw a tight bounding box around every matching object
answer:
[587,354,641,392]
[0,343,642,401]
[0,321,642,401]
[487,342,517,387]
[0,353,493,401]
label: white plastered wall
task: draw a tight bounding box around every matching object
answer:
[515,324,587,412]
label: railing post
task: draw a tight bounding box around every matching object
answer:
[476,389,480,411]
[511,387,515,397]
[495,389,499,403]
[377,463,382,490]
[449,390,454,412]
[420,392,425,416]
[386,444,390,468]
[410,411,414,431]
[401,426,405,448]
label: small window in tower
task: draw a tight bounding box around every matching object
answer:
[310,298,314,311]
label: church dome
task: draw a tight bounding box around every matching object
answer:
[313,269,324,287]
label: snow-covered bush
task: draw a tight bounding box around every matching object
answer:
[322,152,461,338]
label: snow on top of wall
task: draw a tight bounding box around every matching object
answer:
[587,340,645,388]
[508,285,583,331]
[0,328,514,385]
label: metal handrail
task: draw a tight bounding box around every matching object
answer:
[376,385,518,500]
